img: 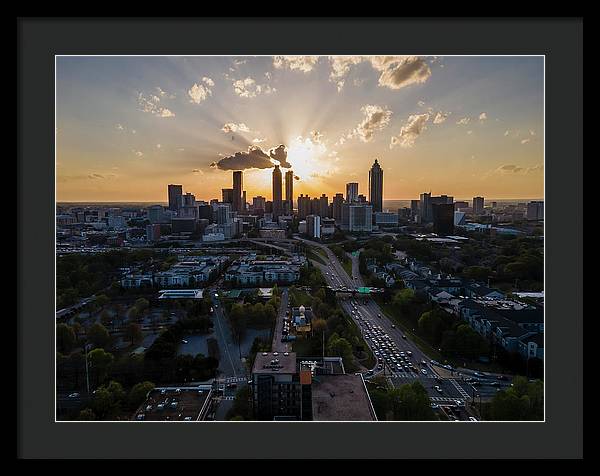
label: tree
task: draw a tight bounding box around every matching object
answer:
[87,322,111,349]
[229,303,247,342]
[100,310,112,328]
[418,310,444,344]
[88,348,114,385]
[95,294,110,310]
[90,380,125,419]
[124,322,143,346]
[57,323,76,354]
[128,381,155,409]
[77,408,97,421]
[327,334,354,369]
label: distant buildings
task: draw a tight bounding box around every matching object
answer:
[526,201,544,221]
[332,193,344,224]
[368,159,383,213]
[222,188,233,204]
[473,196,485,215]
[341,202,373,233]
[225,254,307,286]
[432,203,455,235]
[306,214,321,239]
[297,194,311,220]
[168,184,182,212]
[346,182,358,203]
[374,211,398,227]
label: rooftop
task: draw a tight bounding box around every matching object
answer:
[252,351,297,374]
[133,387,212,421]
[311,374,376,421]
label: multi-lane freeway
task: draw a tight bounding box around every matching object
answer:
[292,236,511,418]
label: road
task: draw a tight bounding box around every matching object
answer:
[271,288,291,352]
[293,236,482,418]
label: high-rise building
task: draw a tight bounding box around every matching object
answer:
[272,165,283,219]
[297,194,311,220]
[346,183,359,203]
[253,196,266,212]
[368,159,384,213]
[432,203,455,235]
[232,171,243,212]
[455,201,469,210]
[222,188,234,204]
[285,170,294,212]
[168,184,183,212]
[306,214,321,239]
[147,205,166,224]
[319,194,329,218]
[198,204,213,223]
[146,224,161,242]
[473,196,485,215]
[410,200,420,217]
[526,201,544,221]
[242,191,247,212]
[332,193,344,224]
[420,192,454,222]
[357,194,367,203]
[216,203,232,225]
[341,203,373,232]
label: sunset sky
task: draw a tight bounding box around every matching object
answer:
[56,56,544,203]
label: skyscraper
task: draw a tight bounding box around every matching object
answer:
[232,171,243,212]
[272,165,283,219]
[222,188,234,204]
[346,183,359,203]
[168,184,183,212]
[319,194,329,218]
[332,193,344,224]
[285,170,294,212]
[473,196,485,215]
[526,201,544,221]
[368,159,383,213]
[432,203,455,235]
[297,194,311,220]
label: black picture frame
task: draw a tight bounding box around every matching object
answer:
[18,17,583,459]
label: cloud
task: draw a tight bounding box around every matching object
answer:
[328,56,364,91]
[156,144,161,149]
[252,137,266,143]
[328,56,431,92]
[433,111,450,124]
[496,164,524,174]
[137,92,176,117]
[456,117,471,125]
[269,144,292,168]
[221,122,251,133]
[88,173,104,179]
[211,145,284,171]
[133,150,143,158]
[156,87,176,99]
[418,100,426,107]
[350,104,393,142]
[115,123,124,131]
[371,56,432,90]
[504,130,510,136]
[467,130,473,135]
[273,56,320,73]
[521,138,531,144]
[390,113,430,148]
[529,130,536,136]
[188,77,214,104]
[479,112,487,121]
[192,168,204,175]
[310,130,324,143]
[526,164,543,174]
[232,77,276,98]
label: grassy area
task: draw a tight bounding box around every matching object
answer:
[342,259,353,279]
[306,248,327,265]
[378,301,447,364]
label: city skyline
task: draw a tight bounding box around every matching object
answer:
[56,56,544,202]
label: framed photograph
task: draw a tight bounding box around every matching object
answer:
[18,17,583,459]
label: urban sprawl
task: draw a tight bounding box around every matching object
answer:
[56,159,544,422]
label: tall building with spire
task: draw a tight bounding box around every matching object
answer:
[285,170,294,214]
[272,165,283,219]
[369,159,383,213]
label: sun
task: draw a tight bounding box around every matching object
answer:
[286,135,329,180]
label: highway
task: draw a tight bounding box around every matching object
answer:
[293,236,487,418]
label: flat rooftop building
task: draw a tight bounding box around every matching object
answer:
[311,374,377,421]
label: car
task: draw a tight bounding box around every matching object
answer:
[455,400,465,407]
[181,339,188,344]
[421,360,427,365]
[496,375,507,380]
[226,383,237,389]
[68,392,80,399]
[406,351,412,356]
[489,381,500,387]
[434,385,443,393]
[209,307,214,313]
[431,403,439,409]
[184,416,193,421]
[421,368,428,375]
[468,417,479,422]
[377,313,382,318]
[402,335,407,339]
[136,413,145,420]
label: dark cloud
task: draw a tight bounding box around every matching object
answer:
[269,144,292,168]
[294,175,300,180]
[211,146,273,171]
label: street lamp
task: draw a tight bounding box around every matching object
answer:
[84,342,92,396]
